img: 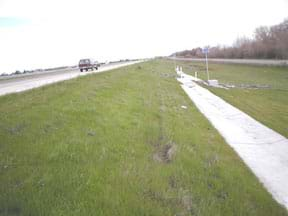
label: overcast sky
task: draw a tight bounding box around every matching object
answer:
[0,0,287,74]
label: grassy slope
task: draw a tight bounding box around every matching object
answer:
[0,60,287,215]
[180,61,288,138]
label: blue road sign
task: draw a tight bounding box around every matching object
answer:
[202,47,209,54]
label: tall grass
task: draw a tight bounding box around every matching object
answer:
[0,60,286,215]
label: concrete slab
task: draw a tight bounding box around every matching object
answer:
[177,72,288,209]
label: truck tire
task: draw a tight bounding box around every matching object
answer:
[80,69,83,72]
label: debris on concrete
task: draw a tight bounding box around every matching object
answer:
[208,79,219,87]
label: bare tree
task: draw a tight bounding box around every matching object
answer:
[171,18,288,59]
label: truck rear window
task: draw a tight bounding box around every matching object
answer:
[79,59,90,64]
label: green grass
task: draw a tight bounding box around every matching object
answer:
[179,61,288,138]
[0,60,287,215]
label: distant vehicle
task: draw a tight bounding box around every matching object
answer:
[78,59,100,72]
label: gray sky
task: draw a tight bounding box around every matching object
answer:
[0,0,287,74]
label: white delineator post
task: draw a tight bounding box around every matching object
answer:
[176,66,183,78]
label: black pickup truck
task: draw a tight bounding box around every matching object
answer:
[79,59,100,72]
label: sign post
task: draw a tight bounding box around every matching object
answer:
[174,53,176,71]
[202,47,209,80]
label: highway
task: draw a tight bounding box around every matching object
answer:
[0,61,142,96]
[170,57,288,66]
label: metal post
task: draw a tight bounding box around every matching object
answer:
[205,52,209,81]
[174,53,176,71]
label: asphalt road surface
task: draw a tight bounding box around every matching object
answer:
[0,61,142,96]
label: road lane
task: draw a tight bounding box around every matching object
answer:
[0,61,142,96]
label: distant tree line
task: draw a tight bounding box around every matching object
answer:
[172,18,288,59]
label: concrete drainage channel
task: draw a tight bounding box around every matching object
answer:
[176,67,288,209]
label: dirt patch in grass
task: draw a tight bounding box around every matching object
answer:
[87,130,96,136]
[143,189,178,206]
[180,193,193,213]
[153,143,177,163]
[0,206,21,215]
[204,153,219,168]
[7,123,26,135]
[143,187,194,215]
